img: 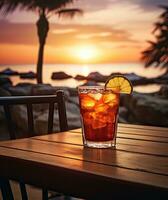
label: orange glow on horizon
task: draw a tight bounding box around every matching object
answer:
[0,43,141,65]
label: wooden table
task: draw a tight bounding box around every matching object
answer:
[0,123,168,199]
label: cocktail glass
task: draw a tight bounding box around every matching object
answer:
[78,86,120,148]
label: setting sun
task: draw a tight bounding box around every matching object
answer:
[76,46,98,61]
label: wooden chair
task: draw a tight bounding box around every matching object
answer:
[0,90,68,200]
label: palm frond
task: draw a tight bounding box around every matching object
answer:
[26,0,74,11]
[0,0,80,14]
[159,5,168,18]
[141,5,168,70]
[56,8,83,18]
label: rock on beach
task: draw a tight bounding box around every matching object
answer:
[0,68,18,76]
[51,71,72,80]
[120,92,168,127]
[20,71,36,79]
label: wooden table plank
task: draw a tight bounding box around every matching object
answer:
[117,133,168,143]
[119,123,168,132]
[118,127,168,138]
[117,138,168,156]
[0,138,168,177]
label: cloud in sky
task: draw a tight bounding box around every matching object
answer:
[129,0,167,10]
[52,28,77,34]
[74,0,114,11]
[77,0,167,11]
[0,20,37,45]
[0,20,136,47]
[76,32,112,39]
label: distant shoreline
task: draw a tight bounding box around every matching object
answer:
[0,63,166,93]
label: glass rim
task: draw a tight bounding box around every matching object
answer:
[78,85,119,94]
[78,85,104,89]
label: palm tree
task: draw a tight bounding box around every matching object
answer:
[142,5,168,74]
[0,0,83,83]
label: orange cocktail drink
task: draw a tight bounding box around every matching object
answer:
[78,86,119,148]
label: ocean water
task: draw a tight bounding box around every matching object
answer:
[0,63,165,93]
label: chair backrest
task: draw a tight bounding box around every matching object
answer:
[0,90,68,140]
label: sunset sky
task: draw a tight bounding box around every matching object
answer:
[0,0,166,64]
